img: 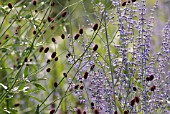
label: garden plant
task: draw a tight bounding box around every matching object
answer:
[0,0,170,114]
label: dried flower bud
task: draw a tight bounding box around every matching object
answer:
[80,85,84,90]
[52,38,56,43]
[24,57,28,62]
[50,109,55,114]
[93,108,99,114]
[39,46,44,52]
[32,0,37,6]
[14,103,20,107]
[93,23,98,31]
[135,96,140,103]
[5,34,9,39]
[76,107,82,114]
[66,53,71,58]
[47,59,50,63]
[74,84,79,89]
[74,34,80,40]
[93,44,98,51]
[122,1,126,6]
[55,57,58,61]
[114,111,118,114]
[8,3,13,9]
[133,87,137,91]
[132,0,136,2]
[54,82,58,88]
[130,99,135,106]
[46,68,51,72]
[51,2,55,6]
[63,73,67,78]
[90,64,95,71]
[35,10,38,13]
[83,111,86,114]
[84,72,88,79]
[50,26,55,30]
[51,52,56,58]
[149,75,154,81]
[150,85,156,91]
[33,30,36,35]
[62,11,67,17]
[47,16,54,22]
[61,34,65,39]
[146,77,150,81]
[124,110,129,114]
[79,28,83,34]
[91,102,94,107]
[44,47,49,53]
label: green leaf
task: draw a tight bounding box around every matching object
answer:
[113,95,123,114]
[28,95,43,103]
[33,83,46,91]
[35,104,40,114]
[25,14,31,19]
[24,67,29,78]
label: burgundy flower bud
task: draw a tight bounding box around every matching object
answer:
[84,72,88,79]
[61,34,65,39]
[76,107,82,114]
[149,75,154,81]
[74,84,79,89]
[51,2,55,6]
[124,110,129,114]
[46,68,51,72]
[44,47,49,53]
[122,1,126,6]
[63,73,67,77]
[74,34,80,40]
[135,96,140,103]
[80,85,84,90]
[32,0,37,6]
[79,28,83,34]
[62,11,67,17]
[91,102,94,107]
[83,111,86,114]
[47,16,54,22]
[130,99,135,106]
[51,52,56,58]
[54,82,58,88]
[146,77,150,81]
[90,64,95,71]
[8,3,13,9]
[39,46,44,52]
[50,26,55,30]
[114,111,118,114]
[93,109,99,114]
[66,53,71,58]
[24,57,28,62]
[133,87,137,91]
[33,30,36,35]
[150,85,156,91]
[52,38,56,43]
[93,44,98,51]
[93,23,98,31]
[132,0,136,2]
[55,57,58,61]
[14,103,20,107]
[50,109,55,114]
[5,34,9,39]
[47,59,50,63]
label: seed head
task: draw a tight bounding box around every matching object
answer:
[93,44,98,51]
[79,28,83,34]
[52,38,56,43]
[62,11,67,17]
[8,3,13,9]
[51,2,55,6]
[135,96,140,103]
[150,85,156,91]
[50,109,55,114]
[39,46,44,52]
[54,82,58,88]
[51,52,56,58]
[74,34,80,40]
[44,47,49,53]
[32,0,37,6]
[55,57,58,61]
[93,23,98,31]
[130,99,135,106]
[46,68,51,72]
[84,72,88,79]
[76,107,82,114]
[61,34,65,39]
[74,84,79,89]
[63,73,67,78]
